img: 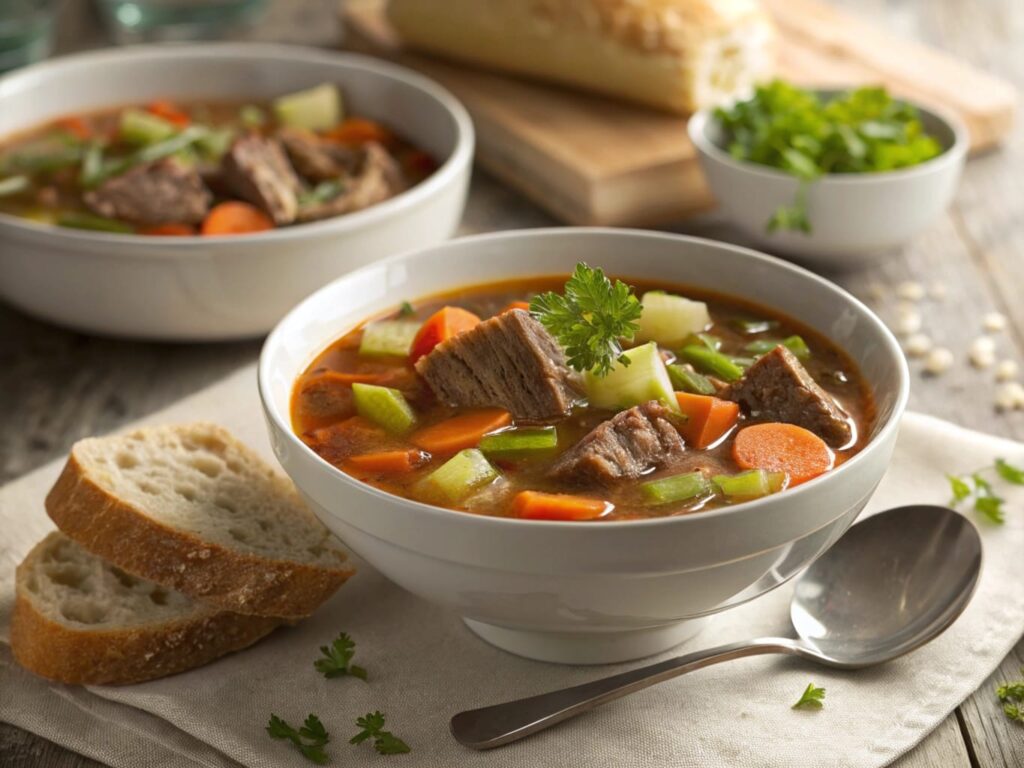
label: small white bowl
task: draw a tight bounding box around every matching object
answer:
[688,93,967,267]
[0,44,473,340]
[259,228,909,664]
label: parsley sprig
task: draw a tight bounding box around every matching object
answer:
[266,714,331,764]
[792,682,826,710]
[530,263,643,377]
[948,457,1024,524]
[714,81,942,234]
[997,668,1024,723]
[351,711,411,755]
[315,631,368,680]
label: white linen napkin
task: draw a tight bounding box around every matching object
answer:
[1,364,1022,768]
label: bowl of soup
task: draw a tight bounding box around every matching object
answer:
[0,43,472,339]
[259,228,909,664]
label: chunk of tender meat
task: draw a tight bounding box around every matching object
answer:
[548,401,686,487]
[84,159,210,225]
[723,346,853,447]
[221,134,302,225]
[295,142,406,223]
[279,127,359,182]
[414,309,579,422]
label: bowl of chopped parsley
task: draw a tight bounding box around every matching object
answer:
[688,80,967,266]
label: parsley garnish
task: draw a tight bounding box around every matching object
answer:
[997,667,1024,723]
[315,631,368,680]
[947,457,1023,525]
[792,682,826,710]
[351,711,411,755]
[398,301,415,317]
[530,263,643,377]
[266,714,331,764]
[714,81,942,234]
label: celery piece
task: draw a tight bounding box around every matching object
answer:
[352,383,416,434]
[584,341,680,412]
[744,335,811,360]
[635,292,711,347]
[415,449,498,503]
[56,211,134,233]
[77,143,104,188]
[641,471,712,505]
[478,427,558,460]
[4,146,83,174]
[680,345,745,382]
[358,320,421,358]
[196,127,234,160]
[92,126,208,185]
[0,175,30,197]
[120,109,177,145]
[713,469,787,499]
[240,105,266,128]
[273,83,342,132]
[730,356,757,370]
[667,364,716,395]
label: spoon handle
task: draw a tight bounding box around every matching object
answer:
[450,636,799,750]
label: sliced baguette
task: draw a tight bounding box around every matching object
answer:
[46,423,354,619]
[12,532,281,685]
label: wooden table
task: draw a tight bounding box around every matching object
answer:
[1,1,1021,765]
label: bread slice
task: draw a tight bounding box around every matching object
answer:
[11,533,281,685]
[46,423,354,619]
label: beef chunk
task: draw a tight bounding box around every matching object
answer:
[548,401,686,487]
[221,134,301,225]
[296,142,405,223]
[414,309,579,422]
[83,159,210,225]
[724,346,853,446]
[279,127,360,182]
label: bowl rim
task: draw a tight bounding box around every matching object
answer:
[687,88,969,186]
[258,227,911,531]
[0,42,474,251]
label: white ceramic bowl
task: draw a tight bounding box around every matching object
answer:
[688,94,967,267]
[259,228,909,664]
[0,43,473,340]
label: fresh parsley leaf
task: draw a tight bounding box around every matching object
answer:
[995,458,1024,485]
[267,714,330,764]
[996,668,1024,724]
[948,474,972,503]
[351,711,411,755]
[398,301,415,317]
[792,682,826,710]
[972,474,1006,524]
[530,263,643,377]
[314,631,368,680]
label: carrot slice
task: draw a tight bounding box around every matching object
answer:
[201,202,273,236]
[674,392,740,449]
[56,116,91,140]
[410,409,511,454]
[501,301,531,314]
[324,118,393,145]
[513,491,611,521]
[138,223,196,236]
[147,100,191,128]
[409,306,481,363]
[732,423,834,487]
[347,449,427,474]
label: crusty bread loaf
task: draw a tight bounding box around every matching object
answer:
[387,0,776,113]
[46,423,354,619]
[11,533,281,685]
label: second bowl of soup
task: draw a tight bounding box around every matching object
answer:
[259,228,909,663]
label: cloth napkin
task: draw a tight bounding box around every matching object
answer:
[1,364,1022,768]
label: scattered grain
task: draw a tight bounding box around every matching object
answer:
[969,336,997,369]
[982,312,1007,332]
[994,382,1024,411]
[903,333,932,357]
[895,305,922,335]
[995,360,1019,382]
[896,281,925,301]
[924,347,954,375]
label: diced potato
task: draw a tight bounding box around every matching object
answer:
[584,341,680,412]
[635,292,711,347]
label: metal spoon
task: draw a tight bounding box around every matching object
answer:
[451,505,982,750]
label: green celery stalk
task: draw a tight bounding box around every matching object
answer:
[713,469,787,499]
[667,364,716,395]
[352,383,416,434]
[478,427,558,459]
[744,335,811,360]
[641,472,712,505]
[56,211,134,233]
[92,126,209,186]
[239,105,266,128]
[359,321,421,358]
[415,449,498,503]
[77,143,104,188]
[120,109,177,145]
[680,345,745,382]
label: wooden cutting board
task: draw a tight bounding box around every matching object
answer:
[342,0,1016,226]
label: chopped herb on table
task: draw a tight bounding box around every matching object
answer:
[314,631,368,680]
[351,711,411,755]
[792,682,826,710]
[996,667,1024,723]
[947,457,1024,524]
[266,713,331,764]
[713,80,943,234]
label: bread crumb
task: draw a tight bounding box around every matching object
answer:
[982,312,1007,332]
[969,336,996,369]
[995,382,1024,411]
[896,281,925,301]
[995,360,1019,382]
[925,347,954,375]
[904,333,932,357]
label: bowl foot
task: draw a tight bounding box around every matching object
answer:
[463,617,711,665]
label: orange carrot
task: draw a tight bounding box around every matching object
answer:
[201,202,273,236]
[138,223,196,236]
[347,449,427,474]
[501,301,532,314]
[324,118,393,146]
[732,423,833,486]
[409,306,481,362]
[410,409,511,454]
[513,491,611,521]
[56,116,91,140]
[674,393,740,449]
[147,100,191,128]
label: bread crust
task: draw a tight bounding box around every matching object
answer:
[46,452,354,619]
